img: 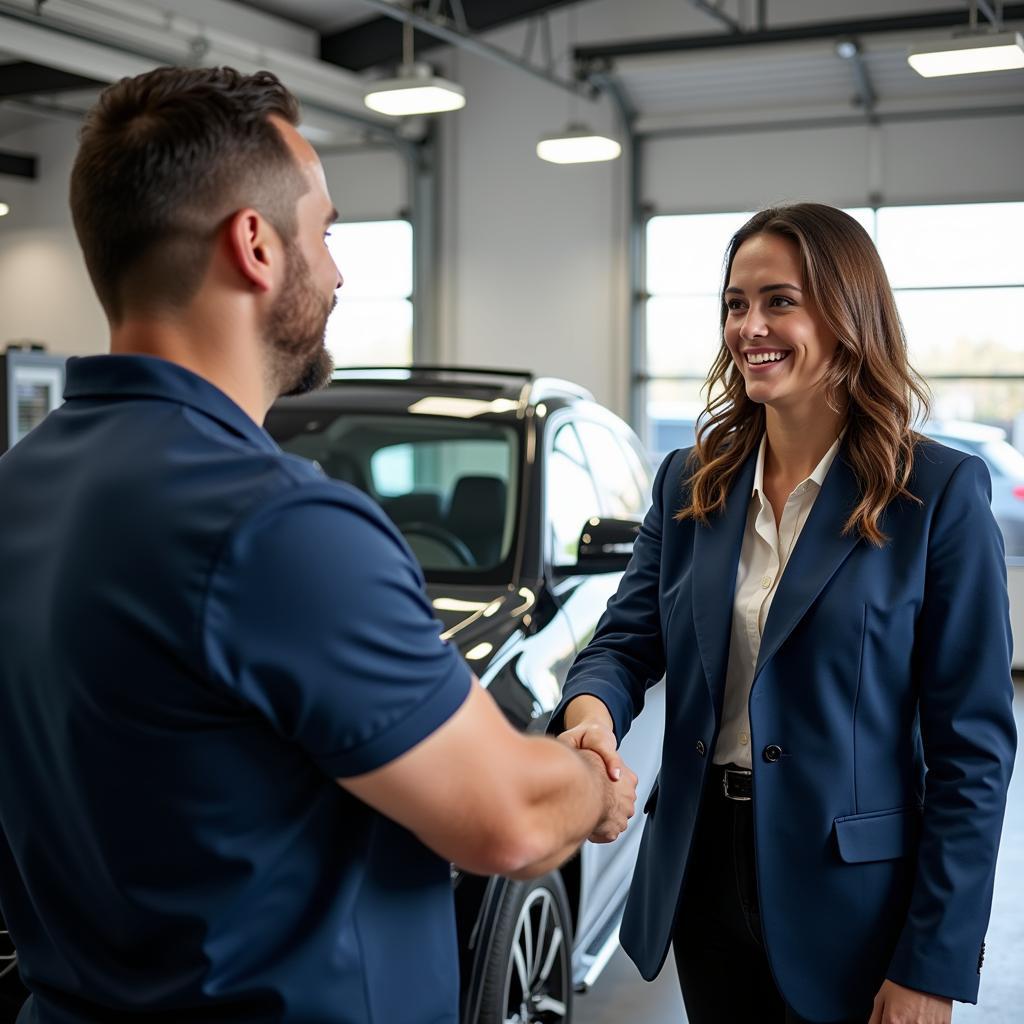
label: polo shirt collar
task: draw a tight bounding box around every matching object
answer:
[63,354,278,453]
[752,430,843,499]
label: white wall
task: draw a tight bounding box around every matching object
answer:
[0,118,106,357]
[436,39,627,411]
[0,119,406,359]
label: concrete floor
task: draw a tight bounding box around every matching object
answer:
[574,680,1024,1024]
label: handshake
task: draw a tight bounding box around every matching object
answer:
[555,696,639,845]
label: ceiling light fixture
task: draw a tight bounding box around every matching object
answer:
[537,125,622,164]
[363,7,466,116]
[0,202,10,218]
[536,9,619,165]
[908,30,1024,76]
[908,1,1024,77]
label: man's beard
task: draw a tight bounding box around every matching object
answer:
[266,241,336,398]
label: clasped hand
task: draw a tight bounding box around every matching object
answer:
[556,721,638,844]
[868,980,952,1024]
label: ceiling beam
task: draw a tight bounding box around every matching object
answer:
[574,4,1024,62]
[0,149,36,178]
[0,60,102,98]
[321,0,576,71]
[351,0,592,98]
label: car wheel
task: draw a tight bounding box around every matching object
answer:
[476,873,574,1024]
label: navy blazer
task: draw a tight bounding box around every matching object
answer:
[551,439,1016,1022]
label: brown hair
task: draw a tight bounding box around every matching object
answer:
[675,203,930,546]
[70,66,304,323]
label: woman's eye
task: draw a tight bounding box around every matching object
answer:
[769,295,794,307]
[725,299,744,311]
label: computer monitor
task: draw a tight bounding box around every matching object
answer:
[0,350,67,452]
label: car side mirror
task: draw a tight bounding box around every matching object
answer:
[571,516,642,574]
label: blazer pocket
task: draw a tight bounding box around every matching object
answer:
[833,806,921,864]
[643,779,660,816]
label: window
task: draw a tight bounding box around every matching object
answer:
[324,220,413,367]
[642,202,1024,459]
[643,199,1024,557]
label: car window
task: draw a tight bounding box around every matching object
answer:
[575,420,646,518]
[548,422,602,567]
[269,411,519,575]
[619,431,654,499]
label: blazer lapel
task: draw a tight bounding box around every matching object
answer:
[754,445,863,680]
[691,446,758,717]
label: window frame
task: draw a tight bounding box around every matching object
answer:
[637,200,1024,450]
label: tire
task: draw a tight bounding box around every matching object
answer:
[475,873,574,1024]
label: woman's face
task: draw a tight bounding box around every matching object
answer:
[723,232,839,412]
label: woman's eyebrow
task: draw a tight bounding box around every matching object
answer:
[724,283,802,294]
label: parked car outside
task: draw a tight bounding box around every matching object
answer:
[922,419,1024,557]
[264,366,665,1024]
[649,410,1024,558]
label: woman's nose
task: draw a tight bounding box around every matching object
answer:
[740,307,768,340]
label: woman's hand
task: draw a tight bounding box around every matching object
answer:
[868,980,952,1024]
[558,695,620,778]
[557,719,624,781]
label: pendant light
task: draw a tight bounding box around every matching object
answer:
[908,0,1024,77]
[364,7,466,116]
[536,6,620,165]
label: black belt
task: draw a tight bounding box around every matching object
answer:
[713,763,752,802]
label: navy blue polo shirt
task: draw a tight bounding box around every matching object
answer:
[0,355,471,1023]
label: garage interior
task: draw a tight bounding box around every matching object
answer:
[1,0,1022,1021]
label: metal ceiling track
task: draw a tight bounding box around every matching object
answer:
[0,0,397,139]
[574,4,1024,63]
[357,0,597,100]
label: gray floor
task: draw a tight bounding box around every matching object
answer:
[574,680,1024,1024]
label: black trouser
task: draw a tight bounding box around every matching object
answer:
[672,764,865,1024]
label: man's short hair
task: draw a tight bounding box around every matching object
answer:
[70,66,305,323]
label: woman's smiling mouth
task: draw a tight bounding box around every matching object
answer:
[743,349,791,369]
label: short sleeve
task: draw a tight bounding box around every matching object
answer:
[202,486,472,777]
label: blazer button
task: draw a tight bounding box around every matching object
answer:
[695,740,706,757]
[762,744,783,763]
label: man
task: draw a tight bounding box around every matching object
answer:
[0,66,636,1024]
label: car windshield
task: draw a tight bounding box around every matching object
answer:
[266,410,520,575]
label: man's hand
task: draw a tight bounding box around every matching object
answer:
[556,719,623,780]
[868,980,952,1024]
[577,749,637,844]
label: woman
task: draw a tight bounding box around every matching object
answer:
[552,204,1016,1024]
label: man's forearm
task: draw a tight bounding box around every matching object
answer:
[505,740,612,877]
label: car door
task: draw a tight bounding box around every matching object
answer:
[571,420,665,926]
[545,415,665,944]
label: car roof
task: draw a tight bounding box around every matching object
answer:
[272,366,595,418]
[922,419,1007,443]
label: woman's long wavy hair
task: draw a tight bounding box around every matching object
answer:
[674,203,930,546]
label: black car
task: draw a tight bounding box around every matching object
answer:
[266,367,665,1024]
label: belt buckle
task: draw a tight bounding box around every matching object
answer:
[721,767,752,802]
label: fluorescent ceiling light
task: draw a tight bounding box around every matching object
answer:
[537,126,622,164]
[908,31,1024,77]
[364,62,466,116]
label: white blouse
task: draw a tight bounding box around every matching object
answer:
[712,433,843,769]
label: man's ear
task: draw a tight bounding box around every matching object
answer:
[225,208,280,294]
